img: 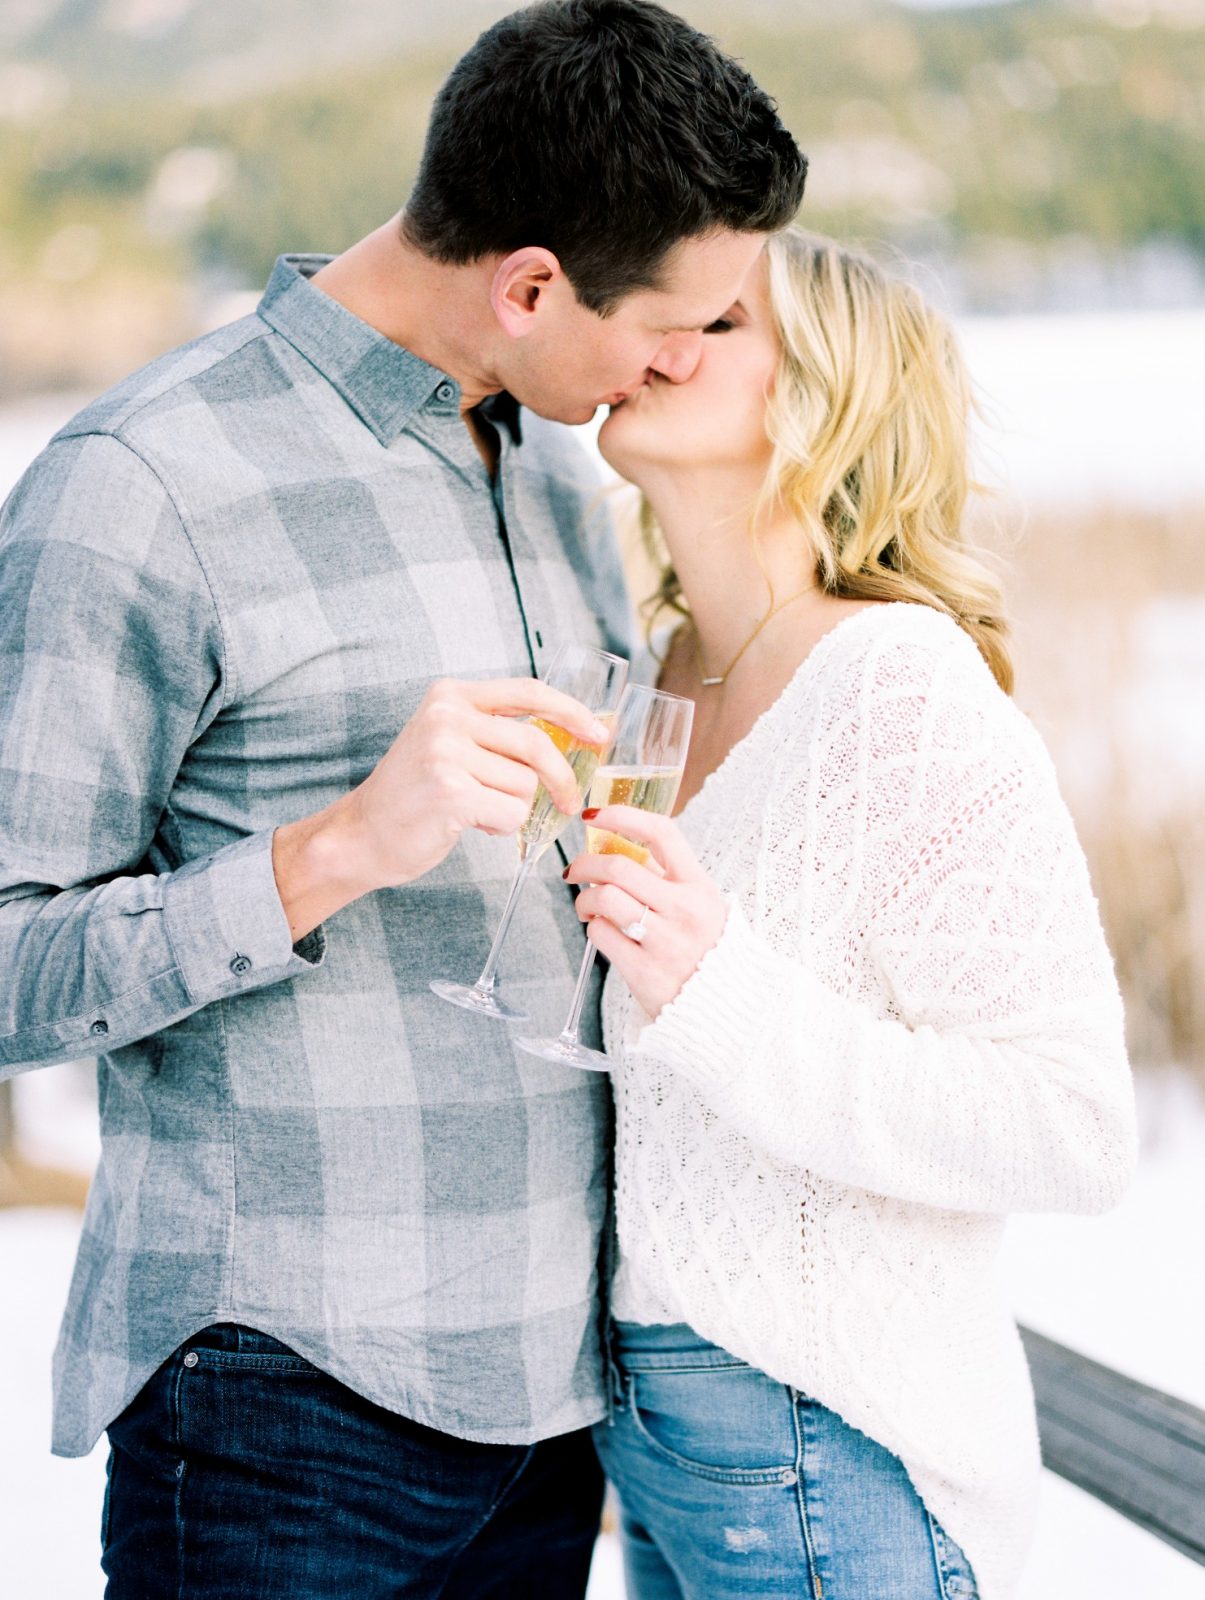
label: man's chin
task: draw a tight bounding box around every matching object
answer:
[513,393,607,427]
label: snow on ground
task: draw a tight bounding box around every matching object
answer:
[3,1065,1204,1598]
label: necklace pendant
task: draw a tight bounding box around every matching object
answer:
[699,674,725,687]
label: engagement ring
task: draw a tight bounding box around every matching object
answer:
[621,905,650,944]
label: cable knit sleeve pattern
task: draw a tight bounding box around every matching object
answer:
[629,607,1138,1216]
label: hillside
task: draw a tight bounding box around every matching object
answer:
[1,0,1202,393]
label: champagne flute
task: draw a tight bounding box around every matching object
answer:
[429,643,627,1022]
[515,683,693,1070]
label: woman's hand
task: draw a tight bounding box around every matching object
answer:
[564,805,728,1020]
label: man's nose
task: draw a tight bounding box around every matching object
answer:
[651,330,704,385]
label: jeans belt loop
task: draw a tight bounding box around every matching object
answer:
[604,1317,625,1418]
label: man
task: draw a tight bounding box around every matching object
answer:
[0,1,806,1593]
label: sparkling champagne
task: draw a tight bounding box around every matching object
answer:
[584,765,684,864]
[518,717,611,859]
[515,682,691,1070]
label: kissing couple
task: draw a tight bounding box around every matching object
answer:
[0,3,1135,1598]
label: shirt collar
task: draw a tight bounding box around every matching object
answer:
[256,253,467,446]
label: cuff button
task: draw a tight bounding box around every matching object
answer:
[89,1019,109,1037]
[229,954,253,977]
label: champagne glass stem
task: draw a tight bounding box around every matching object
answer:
[557,938,599,1045]
[473,852,541,995]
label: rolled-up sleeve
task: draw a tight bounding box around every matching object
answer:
[0,430,323,1079]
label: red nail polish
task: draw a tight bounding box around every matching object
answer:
[581,807,599,821]
[562,865,571,879]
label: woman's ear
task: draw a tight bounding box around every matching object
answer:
[490,247,562,339]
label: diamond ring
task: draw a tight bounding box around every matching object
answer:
[621,904,650,944]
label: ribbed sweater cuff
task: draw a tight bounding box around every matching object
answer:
[633,898,792,1095]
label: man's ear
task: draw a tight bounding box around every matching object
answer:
[490,247,562,339]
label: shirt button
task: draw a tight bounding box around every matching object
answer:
[229,954,253,977]
[183,1352,199,1369]
[435,381,456,404]
[90,1019,109,1037]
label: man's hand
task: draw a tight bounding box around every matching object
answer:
[273,677,612,941]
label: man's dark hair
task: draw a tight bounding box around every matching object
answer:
[403,0,808,315]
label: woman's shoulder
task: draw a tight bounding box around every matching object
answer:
[810,598,985,673]
[774,600,1047,786]
[794,600,1006,719]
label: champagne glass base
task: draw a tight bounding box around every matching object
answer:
[514,1032,611,1072]
[429,979,529,1023]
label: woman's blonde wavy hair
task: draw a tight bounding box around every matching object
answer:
[641,226,1013,693]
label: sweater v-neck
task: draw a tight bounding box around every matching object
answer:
[674,600,919,830]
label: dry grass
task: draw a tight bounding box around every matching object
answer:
[616,501,1205,1081]
[0,1081,91,1207]
[0,278,191,401]
[996,503,1205,1082]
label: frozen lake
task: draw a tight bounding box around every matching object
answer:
[1,307,1204,511]
[956,307,1205,510]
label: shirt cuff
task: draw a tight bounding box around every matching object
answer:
[162,827,326,1007]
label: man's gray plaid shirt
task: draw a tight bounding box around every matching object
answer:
[0,254,631,1457]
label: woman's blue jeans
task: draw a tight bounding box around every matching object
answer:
[594,1321,980,1600]
[101,1323,603,1598]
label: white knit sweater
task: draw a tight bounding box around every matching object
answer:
[603,601,1138,1600]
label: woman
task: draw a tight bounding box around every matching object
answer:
[563,229,1137,1600]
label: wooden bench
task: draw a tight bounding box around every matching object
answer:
[1021,1325,1205,1566]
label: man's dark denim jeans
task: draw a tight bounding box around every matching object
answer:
[101,1324,604,1598]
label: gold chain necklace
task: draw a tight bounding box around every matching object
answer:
[695,586,815,687]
